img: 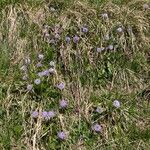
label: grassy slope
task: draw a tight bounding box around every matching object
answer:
[0,0,150,149]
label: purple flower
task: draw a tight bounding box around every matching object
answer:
[73,35,79,43]
[34,79,41,85]
[57,131,67,140]
[113,100,120,108]
[101,13,108,19]
[92,123,102,132]
[143,4,149,9]
[31,111,38,118]
[59,100,68,108]
[49,61,55,67]
[82,27,88,33]
[42,111,48,119]
[95,107,102,113]
[27,84,33,91]
[36,62,43,67]
[20,65,27,71]
[47,111,56,119]
[96,47,104,52]
[117,27,123,33]
[108,45,114,50]
[49,68,55,73]
[44,70,50,76]
[38,54,44,60]
[57,82,65,90]
[65,36,71,43]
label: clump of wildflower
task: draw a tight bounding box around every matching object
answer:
[34,79,41,85]
[57,82,65,90]
[96,47,105,52]
[92,123,102,132]
[113,100,121,108]
[59,99,68,109]
[31,111,38,118]
[27,84,33,91]
[57,131,67,140]
[73,35,79,43]
[81,27,88,33]
[65,36,71,43]
[38,54,44,60]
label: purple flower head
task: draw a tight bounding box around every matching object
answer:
[143,4,149,9]
[113,100,120,108]
[49,68,55,73]
[38,70,49,77]
[57,82,65,90]
[108,45,114,50]
[20,65,27,71]
[34,79,41,85]
[92,123,102,132]
[44,70,50,76]
[47,111,56,119]
[25,57,31,64]
[49,61,55,67]
[57,131,67,140]
[65,36,71,43]
[27,84,33,91]
[95,107,102,113]
[82,27,88,33]
[101,13,108,19]
[96,47,104,52]
[73,35,79,43]
[42,111,48,119]
[117,27,123,33]
[38,54,44,60]
[31,111,38,118]
[59,99,68,108]
[36,62,43,67]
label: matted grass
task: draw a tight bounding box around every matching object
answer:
[0,0,150,149]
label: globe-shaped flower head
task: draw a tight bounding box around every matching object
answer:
[57,131,67,140]
[73,35,79,43]
[113,100,121,108]
[59,99,68,109]
[31,111,39,118]
[57,82,65,90]
[92,123,102,132]
[34,79,41,85]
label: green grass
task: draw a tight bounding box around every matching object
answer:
[0,0,150,149]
